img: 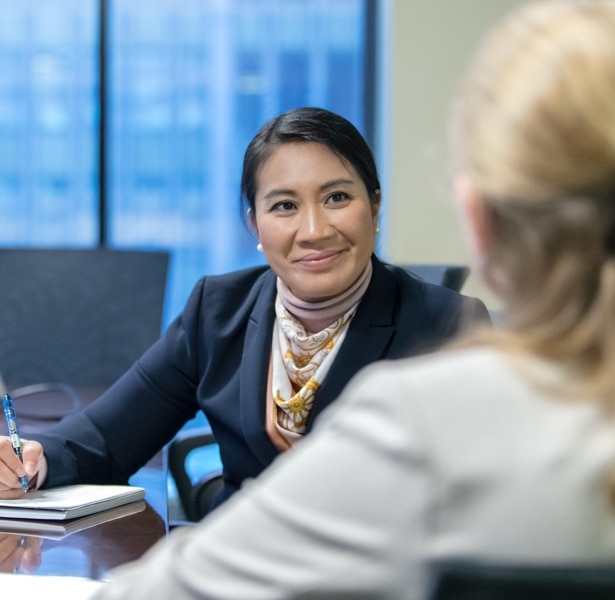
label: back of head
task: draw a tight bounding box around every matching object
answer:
[452,1,615,399]
[453,0,615,201]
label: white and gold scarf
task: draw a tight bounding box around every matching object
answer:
[271,296,357,434]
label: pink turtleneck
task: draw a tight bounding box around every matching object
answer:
[276,260,373,334]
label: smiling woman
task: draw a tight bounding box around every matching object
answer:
[243,108,381,305]
[251,142,379,303]
[0,107,489,520]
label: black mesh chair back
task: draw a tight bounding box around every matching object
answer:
[0,247,169,389]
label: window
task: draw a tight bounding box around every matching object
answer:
[0,0,97,246]
[1,0,373,327]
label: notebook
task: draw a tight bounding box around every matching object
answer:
[0,499,146,539]
[0,484,145,520]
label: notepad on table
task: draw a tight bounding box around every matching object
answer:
[0,499,147,539]
[0,484,145,520]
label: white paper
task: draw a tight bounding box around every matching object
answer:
[0,573,104,598]
[0,484,145,520]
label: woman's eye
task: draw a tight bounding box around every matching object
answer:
[270,200,296,212]
[327,192,350,205]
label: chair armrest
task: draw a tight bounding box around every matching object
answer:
[10,382,82,420]
[168,426,221,521]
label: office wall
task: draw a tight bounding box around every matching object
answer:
[384,0,526,307]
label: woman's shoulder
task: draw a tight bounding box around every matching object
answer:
[317,348,529,468]
[197,263,273,287]
[367,257,491,340]
[375,258,486,309]
[187,264,276,300]
[313,347,509,460]
[347,346,508,408]
[328,348,520,437]
[337,345,603,446]
[178,264,276,322]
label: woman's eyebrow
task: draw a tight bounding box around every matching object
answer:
[262,188,297,200]
[319,178,356,192]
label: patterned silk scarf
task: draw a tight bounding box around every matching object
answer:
[271,296,357,434]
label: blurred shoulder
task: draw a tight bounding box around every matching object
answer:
[379,259,485,308]
[336,347,511,425]
[197,264,273,289]
[178,264,276,323]
[371,258,491,340]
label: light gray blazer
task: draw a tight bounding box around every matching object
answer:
[94,347,615,599]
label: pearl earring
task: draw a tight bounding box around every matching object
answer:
[375,226,380,234]
[256,243,263,252]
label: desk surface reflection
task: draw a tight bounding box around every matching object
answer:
[1,386,169,580]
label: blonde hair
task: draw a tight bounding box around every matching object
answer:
[452,0,615,403]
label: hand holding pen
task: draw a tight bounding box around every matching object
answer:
[2,393,29,493]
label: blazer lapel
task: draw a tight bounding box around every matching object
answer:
[239,271,280,466]
[306,256,396,428]
[239,257,398,450]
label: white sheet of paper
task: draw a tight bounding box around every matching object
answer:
[0,573,103,598]
[0,484,145,520]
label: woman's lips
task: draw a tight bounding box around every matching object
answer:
[295,250,342,269]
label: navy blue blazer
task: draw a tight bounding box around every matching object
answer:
[31,256,489,504]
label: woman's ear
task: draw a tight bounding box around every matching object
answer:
[454,174,491,259]
[247,208,259,236]
[371,189,381,224]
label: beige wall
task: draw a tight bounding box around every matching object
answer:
[383,0,526,306]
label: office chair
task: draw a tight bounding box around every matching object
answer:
[167,425,223,523]
[401,264,470,292]
[428,561,615,600]
[0,247,169,418]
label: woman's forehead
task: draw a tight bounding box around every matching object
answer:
[257,142,357,184]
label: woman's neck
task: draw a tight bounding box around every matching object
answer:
[276,260,373,334]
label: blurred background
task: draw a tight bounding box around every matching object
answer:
[0,0,531,324]
[0,0,374,327]
[0,0,527,519]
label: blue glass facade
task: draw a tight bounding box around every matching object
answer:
[1,0,368,327]
[0,0,97,246]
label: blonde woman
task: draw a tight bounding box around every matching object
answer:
[93,2,615,598]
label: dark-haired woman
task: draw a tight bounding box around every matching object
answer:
[0,107,488,512]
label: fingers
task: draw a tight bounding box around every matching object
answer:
[22,440,44,479]
[0,437,25,496]
[0,535,25,573]
[17,536,43,573]
[0,437,43,497]
[0,535,42,574]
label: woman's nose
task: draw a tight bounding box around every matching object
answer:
[296,207,332,241]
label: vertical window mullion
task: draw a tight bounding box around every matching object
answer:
[98,0,108,246]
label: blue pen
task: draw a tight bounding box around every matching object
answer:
[2,393,29,492]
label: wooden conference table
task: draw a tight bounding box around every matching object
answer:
[0,386,169,580]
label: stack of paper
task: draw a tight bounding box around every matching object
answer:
[0,484,145,520]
